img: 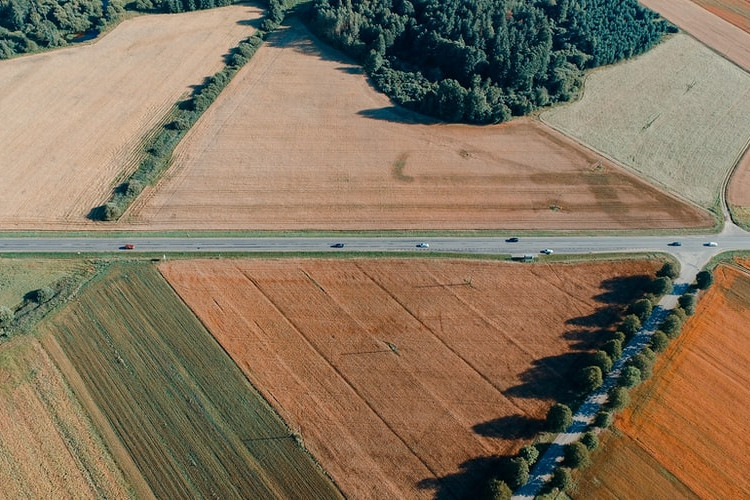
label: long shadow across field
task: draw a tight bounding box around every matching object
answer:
[418,273,652,499]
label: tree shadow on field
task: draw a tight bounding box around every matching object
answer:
[417,456,503,500]
[503,352,589,404]
[473,414,544,440]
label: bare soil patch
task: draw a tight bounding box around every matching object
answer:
[0,4,260,230]
[0,336,132,498]
[542,34,750,209]
[126,19,711,231]
[605,264,750,498]
[639,0,750,72]
[160,257,660,498]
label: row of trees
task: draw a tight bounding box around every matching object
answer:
[309,0,675,123]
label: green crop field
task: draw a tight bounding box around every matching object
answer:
[542,34,750,209]
[40,263,341,499]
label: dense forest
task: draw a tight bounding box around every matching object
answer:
[309,0,676,123]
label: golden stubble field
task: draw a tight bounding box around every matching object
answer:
[160,257,660,498]
[0,4,260,229]
[542,33,750,209]
[577,263,750,498]
[0,336,133,498]
[125,19,711,231]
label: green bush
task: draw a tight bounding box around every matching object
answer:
[619,365,642,387]
[483,478,512,500]
[564,441,591,469]
[550,467,572,491]
[602,338,623,360]
[546,403,573,432]
[580,431,599,450]
[518,444,539,466]
[661,314,682,339]
[678,293,697,315]
[651,276,673,296]
[499,457,529,490]
[0,305,13,326]
[590,350,613,373]
[656,261,680,280]
[630,298,653,321]
[696,270,714,290]
[594,411,612,429]
[608,386,629,411]
[103,202,121,221]
[578,365,603,392]
[35,286,55,304]
[650,330,670,352]
[620,314,642,337]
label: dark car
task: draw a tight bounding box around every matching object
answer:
[506,237,520,243]
[668,241,682,247]
[331,243,345,248]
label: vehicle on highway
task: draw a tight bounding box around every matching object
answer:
[705,241,718,247]
[540,248,554,255]
[416,243,430,248]
[122,244,135,250]
[668,241,682,247]
[505,237,520,243]
[330,243,345,248]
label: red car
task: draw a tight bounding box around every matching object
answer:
[123,243,135,250]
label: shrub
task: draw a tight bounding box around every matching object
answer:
[608,386,629,411]
[499,457,529,490]
[619,365,642,387]
[651,276,673,296]
[629,353,654,380]
[35,286,55,303]
[550,467,572,491]
[103,202,121,221]
[650,330,670,352]
[671,307,688,322]
[518,444,539,466]
[125,180,143,197]
[656,261,680,280]
[564,441,591,469]
[483,478,512,500]
[594,411,612,429]
[678,293,697,315]
[695,270,714,290]
[662,314,682,338]
[578,365,603,392]
[580,431,599,450]
[590,350,613,373]
[546,403,573,432]
[0,305,13,326]
[602,339,623,360]
[610,331,626,343]
[620,314,642,337]
[630,298,653,321]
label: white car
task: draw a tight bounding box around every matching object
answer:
[705,241,718,247]
[540,248,554,255]
[416,243,430,249]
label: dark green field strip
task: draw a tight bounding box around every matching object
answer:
[43,264,340,499]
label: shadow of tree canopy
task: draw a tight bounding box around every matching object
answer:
[417,456,503,500]
[472,414,544,440]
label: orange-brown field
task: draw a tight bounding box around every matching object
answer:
[728,148,750,227]
[0,4,260,229]
[126,19,711,231]
[579,263,750,498]
[160,257,659,498]
[689,0,750,34]
[640,0,750,72]
[0,337,132,498]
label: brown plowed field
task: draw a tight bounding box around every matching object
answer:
[0,4,260,229]
[126,19,711,231]
[640,0,750,72]
[689,0,750,34]
[160,257,660,498]
[0,337,132,498]
[591,264,750,499]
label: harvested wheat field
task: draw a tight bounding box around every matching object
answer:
[0,336,133,498]
[689,0,750,33]
[583,263,750,498]
[542,33,750,209]
[0,4,260,229]
[160,257,660,498]
[39,263,340,499]
[126,19,711,231]
[640,0,750,71]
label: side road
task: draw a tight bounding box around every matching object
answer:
[512,267,698,499]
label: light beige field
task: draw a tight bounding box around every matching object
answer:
[0,4,260,229]
[542,33,750,209]
[160,257,660,498]
[125,19,712,231]
[0,336,133,498]
[640,0,750,72]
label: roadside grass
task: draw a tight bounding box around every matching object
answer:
[542,34,750,209]
[38,263,341,499]
[0,258,88,309]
